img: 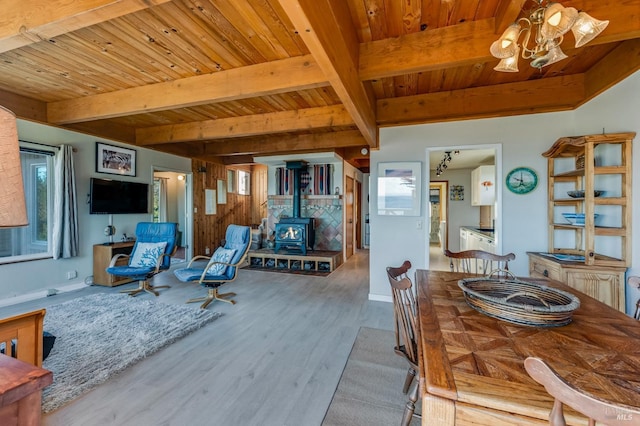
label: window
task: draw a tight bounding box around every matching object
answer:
[227,169,236,193]
[0,146,54,262]
[238,170,250,195]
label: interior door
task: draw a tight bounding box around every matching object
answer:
[355,180,362,249]
[345,175,354,258]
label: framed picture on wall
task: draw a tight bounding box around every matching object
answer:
[217,179,227,204]
[96,142,136,176]
[450,185,464,201]
[377,161,421,216]
[205,189,216,215]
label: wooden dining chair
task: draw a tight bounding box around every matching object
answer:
[444,249,515,277]
[629,276,640,320]
[524,357,640,426]
[386,260,421,426]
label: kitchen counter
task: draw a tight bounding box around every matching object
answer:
[460,226,495,253]
[461,226,494,238]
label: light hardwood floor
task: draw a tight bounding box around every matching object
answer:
[0,250,394,426]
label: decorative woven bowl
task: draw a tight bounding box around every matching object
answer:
[458,278,580,327]
[567,190,603,198]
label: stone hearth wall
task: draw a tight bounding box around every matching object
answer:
[267,195,343,251]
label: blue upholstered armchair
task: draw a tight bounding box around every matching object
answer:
[174,224,250,309]
[106,222,178,297]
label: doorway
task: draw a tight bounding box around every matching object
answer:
[345,175,355,258]
[429,181,449,271]
[152,169,192,264]
[426,145,502,269]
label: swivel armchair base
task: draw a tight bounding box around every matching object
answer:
[186,288,236,309]
[120,280,170,297]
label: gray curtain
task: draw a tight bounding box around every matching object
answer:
[52,145,79,259]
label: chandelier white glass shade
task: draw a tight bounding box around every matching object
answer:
[490,1,609,72]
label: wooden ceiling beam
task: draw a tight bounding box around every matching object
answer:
[0,89,47,122]
[221,155,256,166]
[47,55,328,124]
[360,0,640,80]
[582,39,640,103]
[494,0,527,32]
[0,0,172,53]
[203,130,365,156]
[360,18,498,80]
[136,105,354,145]
[377,75,585,125]
[278,0,378,148]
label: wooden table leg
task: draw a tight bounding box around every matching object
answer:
[423,393,455,425]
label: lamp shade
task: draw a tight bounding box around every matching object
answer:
[0,106,28,227]
[493,46,520,72]
[571,12,609,48]
[541,4,578,39]
[531,44,568,69]
[490,23,521,59]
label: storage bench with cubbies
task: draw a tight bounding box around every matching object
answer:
[248,249,342,273]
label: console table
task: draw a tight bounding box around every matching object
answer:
[93,241,135,286]
[415,270,640,425]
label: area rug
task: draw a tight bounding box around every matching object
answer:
[41,293,221,413]
[322,327,421,426]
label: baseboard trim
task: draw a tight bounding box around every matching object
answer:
[368,293,392,303]
[0,282,88,308]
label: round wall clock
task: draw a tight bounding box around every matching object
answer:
[506,167,538,194]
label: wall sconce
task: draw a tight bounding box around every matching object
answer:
[177,175,185,181]
[0,106,28,227]
[197,166,207,173]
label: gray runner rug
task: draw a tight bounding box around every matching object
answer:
[322,327,421,426]
[41,293,221,413]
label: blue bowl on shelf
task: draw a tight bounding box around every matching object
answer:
[562,213,600,226]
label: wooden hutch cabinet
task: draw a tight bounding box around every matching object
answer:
[528,132,634,312]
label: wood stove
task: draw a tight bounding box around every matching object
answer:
[274,160,315,255]
[275,217,314,255]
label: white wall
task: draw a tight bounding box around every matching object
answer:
[370,70,640,314]
[0,121,191,302]
[573,72,640,314]
[429,168,478,252]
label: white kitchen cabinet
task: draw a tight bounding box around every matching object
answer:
[460,227,496,253]
[479,235,496,253]
[471,165,496,206]
[459,228,469,251]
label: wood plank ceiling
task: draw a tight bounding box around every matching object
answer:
[1,0,639,172]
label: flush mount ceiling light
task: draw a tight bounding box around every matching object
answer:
[360,147,369,155]
[490,0,608,72]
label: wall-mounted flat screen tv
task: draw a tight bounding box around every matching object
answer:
[90,177,149,214]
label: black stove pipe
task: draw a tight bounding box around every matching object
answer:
[285,160,308,218]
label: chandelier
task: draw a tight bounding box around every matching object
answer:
[490,1,609,72]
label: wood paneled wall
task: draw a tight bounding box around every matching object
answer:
[191,160,268,255]
[251,164,268,225]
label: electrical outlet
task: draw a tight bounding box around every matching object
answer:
[66,270,77,279]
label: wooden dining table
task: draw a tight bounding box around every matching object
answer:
[415,270,640,425]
